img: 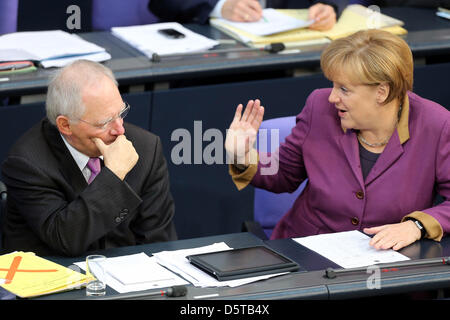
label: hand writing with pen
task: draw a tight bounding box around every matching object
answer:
[308,3,336,31]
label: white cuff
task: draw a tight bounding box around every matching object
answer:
[209,0,228,18]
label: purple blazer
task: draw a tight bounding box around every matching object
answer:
[251,88,450,240]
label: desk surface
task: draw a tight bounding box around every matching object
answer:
[1,7,449,97]
[34,232,450,300]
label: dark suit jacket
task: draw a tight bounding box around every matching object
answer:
[149,0,348,24]
[1,119,177,257]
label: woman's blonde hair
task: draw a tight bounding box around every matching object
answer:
[320,29,413,104]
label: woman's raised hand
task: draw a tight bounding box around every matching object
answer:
[225,99,264,167]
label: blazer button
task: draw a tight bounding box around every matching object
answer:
[351,217,360,226]
[355,190,364,199]
[119,211,128,218]
[115,217,122,223]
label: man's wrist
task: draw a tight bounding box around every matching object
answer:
[317,1,339,16]
[209,0,227,18]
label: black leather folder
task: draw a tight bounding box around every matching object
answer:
[186,245,300,281]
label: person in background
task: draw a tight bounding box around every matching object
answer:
[225,29,449,251]
[1,60,177,257]
[149,0,349,31]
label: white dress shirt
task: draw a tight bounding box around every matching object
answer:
[60,134,103,183]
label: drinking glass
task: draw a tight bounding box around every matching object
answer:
[85,255,106,296]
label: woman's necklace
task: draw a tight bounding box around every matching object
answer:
[357,134,389,147]
[357,104,403,148]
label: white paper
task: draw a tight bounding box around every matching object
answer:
[40,51,111,68]
[75,252,188,294]
[0,30,110,68]
[213,8,313,36]
[153,242,287,288]
[294,230,410,269]
[111,22,219,57]
[436,11,450,20]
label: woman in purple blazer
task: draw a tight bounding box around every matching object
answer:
[226,29,450,251]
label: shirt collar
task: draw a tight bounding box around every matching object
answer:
[60,134,103,171]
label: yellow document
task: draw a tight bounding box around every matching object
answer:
[0,251,92,298]
[210,5,407,48]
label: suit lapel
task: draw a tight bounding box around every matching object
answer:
[41,119,88,194]
[340,130,365,189]
[364,131,404,186]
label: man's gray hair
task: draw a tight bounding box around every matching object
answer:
[46,60,118,125]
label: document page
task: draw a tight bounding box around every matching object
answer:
[111,22,219,57]
[153,243,287,287]
[293,230,410,269]
[215,8,313,36]
[0,30,110,67]
[75,253,188,294]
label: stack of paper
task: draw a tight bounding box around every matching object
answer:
[436,7,450,20]
[111,22,219,57]
[153,242,287,288]
[210,5,407,48]
[0,30,111,68]
[0,251,91,298]
[294,230,410,269]
[213,8,313,37]
[75,252,188,294]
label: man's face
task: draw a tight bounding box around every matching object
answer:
[65,76,125,157]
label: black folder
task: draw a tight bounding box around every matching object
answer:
[186,246,300,281]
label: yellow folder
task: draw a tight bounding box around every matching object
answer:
[210,5,407,48]
[0,251,93,298]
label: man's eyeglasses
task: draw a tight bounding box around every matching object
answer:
[77,102,130,130]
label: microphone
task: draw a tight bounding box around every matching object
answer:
[86,285,188,300]
[165,285,188,297]
[151,42,285,62]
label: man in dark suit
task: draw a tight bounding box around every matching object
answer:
[149,0,348,30]
[1,60,177,257]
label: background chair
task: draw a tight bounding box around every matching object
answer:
[0,180,6,251]
[0,0,18,35]
[243,116,308,240]
[91,0,159,31]
[0,182,15,301]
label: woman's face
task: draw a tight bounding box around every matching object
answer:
[328,75,382,131]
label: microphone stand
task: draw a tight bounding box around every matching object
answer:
[151,43,286,62]
[83,285,188,300]
[325,257,450,279]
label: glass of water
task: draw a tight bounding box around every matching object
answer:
[85,255,106,296]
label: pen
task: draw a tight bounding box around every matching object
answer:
[262,15,269,23]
